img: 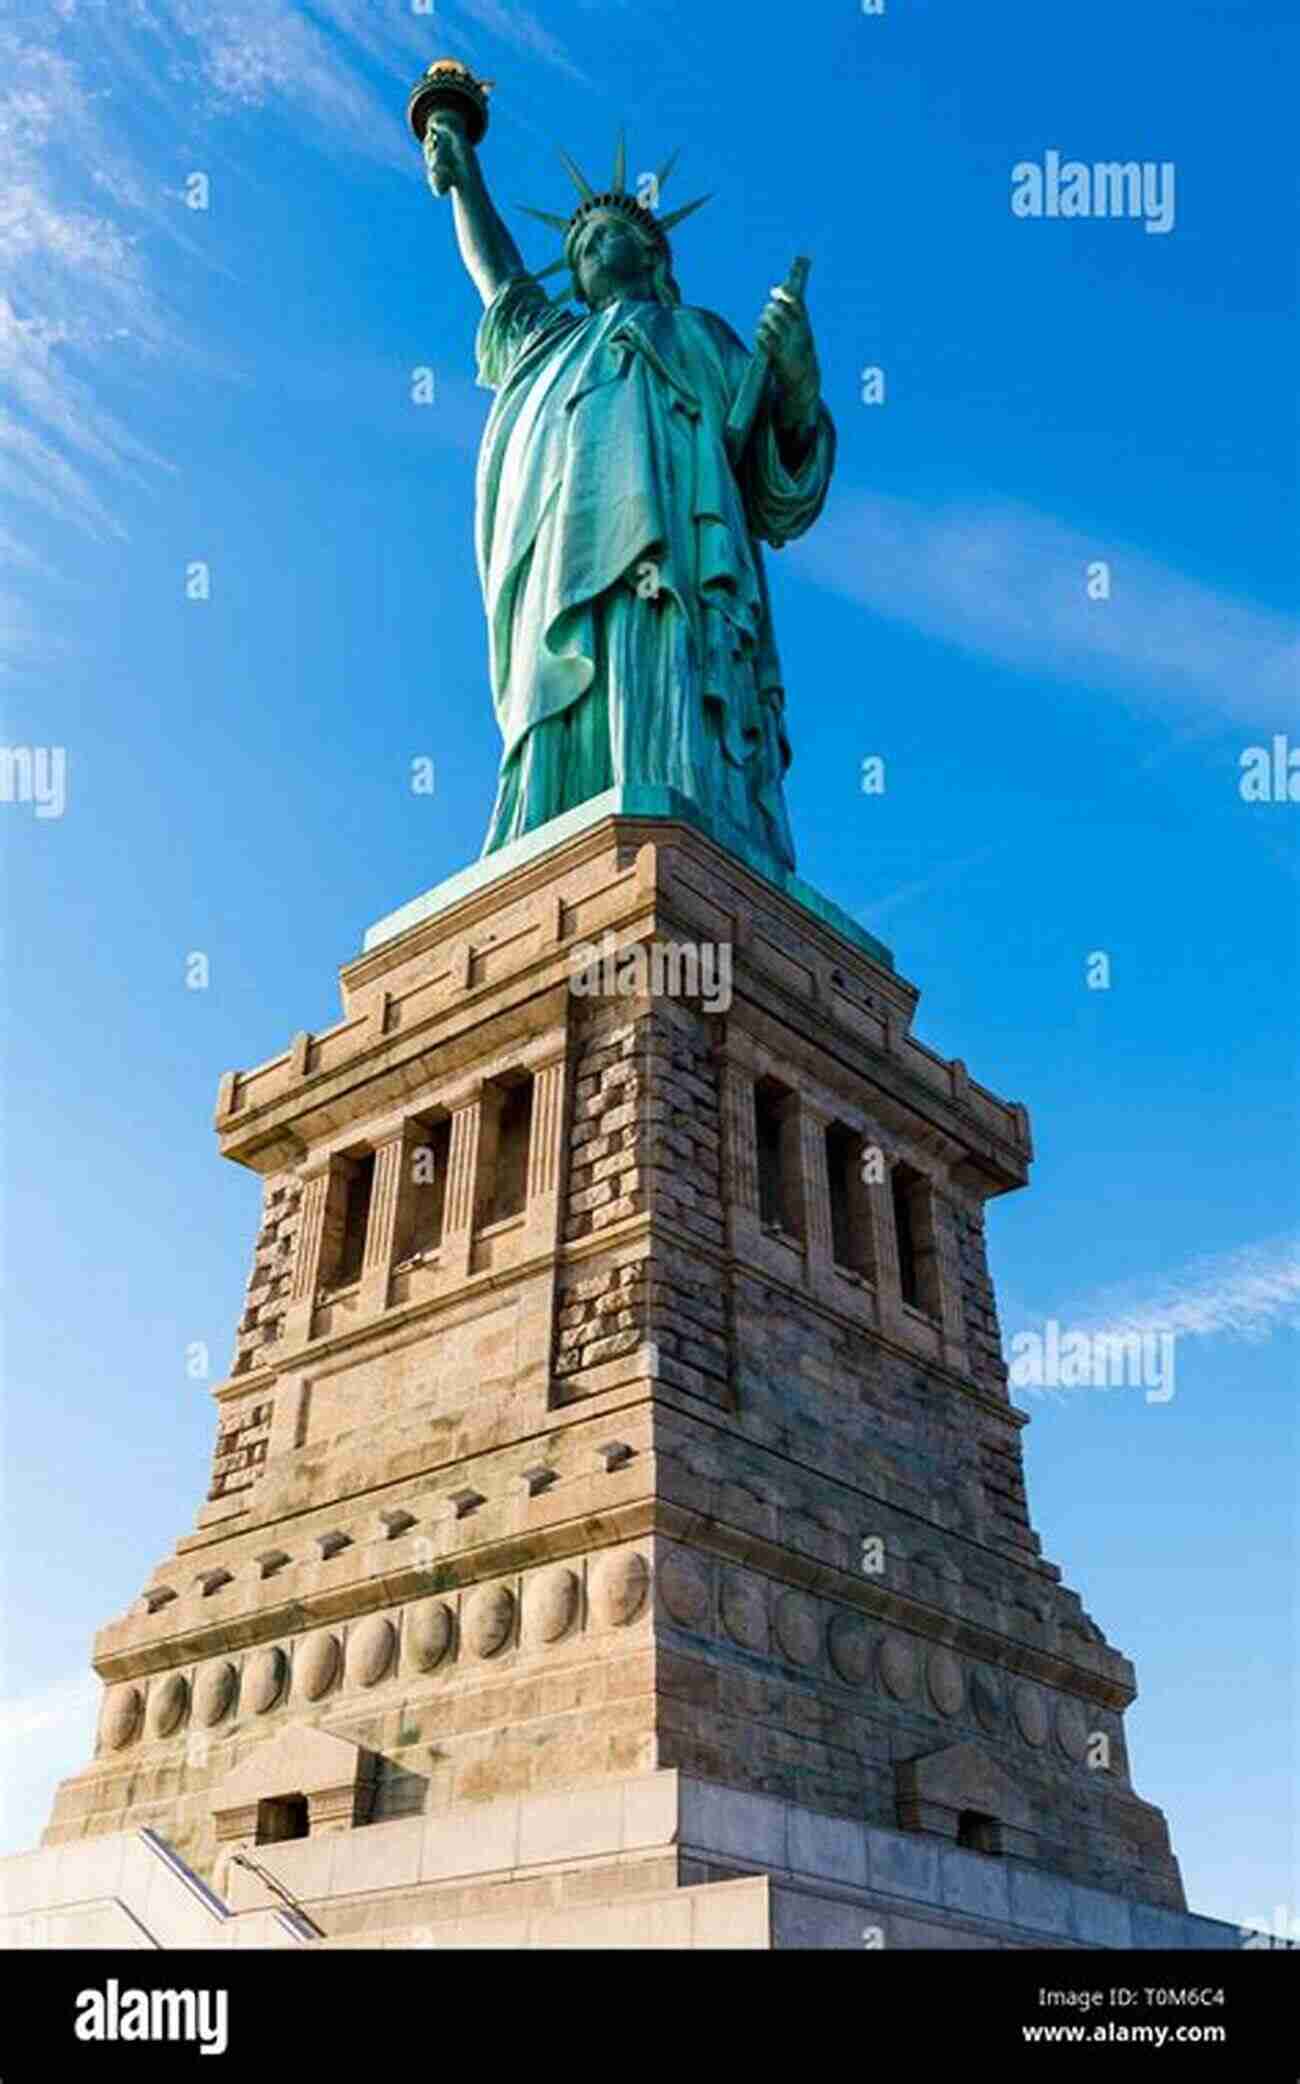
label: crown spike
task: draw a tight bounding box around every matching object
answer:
[655,147,681,195]
[612,127,627,193]
[657,192,712,234]
[517,204,572,231]
[557,148,595,198]
[531,254,571,280]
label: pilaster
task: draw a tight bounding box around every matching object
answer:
[796,1097,834,1282]
[283,1164,332,1347]
[720,1055,759,1219]
[358,1124,420,1315]
[521,1053,568,1253]
[441,1092,484,1282]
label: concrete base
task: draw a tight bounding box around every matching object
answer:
[1,1773,1247,1951]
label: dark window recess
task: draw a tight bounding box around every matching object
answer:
[490,1079,533,1223]
[336,1153,375,1287]
[407,1117,450,1255]
[256,1793,308,1844]
[892,1165,920,1307]
[956,1809,1001,1855]
[754,1080,787,1230]
[826,1123,872,1277]
[891,1161,942,1317]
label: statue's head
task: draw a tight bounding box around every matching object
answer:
[566,204,680,310]
[518,138,707,313]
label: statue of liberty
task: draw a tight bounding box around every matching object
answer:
[412,62,835,879]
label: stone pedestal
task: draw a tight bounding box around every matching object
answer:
[24,812,1194,1943]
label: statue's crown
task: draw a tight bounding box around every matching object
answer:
[518,135,711,285]
[565,189,671,258]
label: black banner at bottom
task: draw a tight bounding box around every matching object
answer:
[0,1945,1293,2075]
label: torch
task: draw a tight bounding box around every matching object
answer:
[406,57,494,193]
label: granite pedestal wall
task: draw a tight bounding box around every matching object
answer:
[6,1772,1248,1951]
[30,813,1191,1941]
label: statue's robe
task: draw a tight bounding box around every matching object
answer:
[473,274,835,874]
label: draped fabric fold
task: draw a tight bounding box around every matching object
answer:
[472,274,835,873]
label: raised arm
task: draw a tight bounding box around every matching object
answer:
[424,114,526,309]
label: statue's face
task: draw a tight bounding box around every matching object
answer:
[573,211,657,306]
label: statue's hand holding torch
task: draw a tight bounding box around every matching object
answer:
[409,59,493,199]
[423,111,470,198]
[407,59,525,308]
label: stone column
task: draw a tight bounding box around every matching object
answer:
[282,1162,333,1347]
[868,1145,905,1337]
[358,1124,419,1316]
[523,1055,568,1252]
[265,1372,309,1462]
[720,1058,759,1222]
[441,1092,485,1279]
[930,1185,970,1373]
[795,1100,834,1281]
[714,1054,759,1417]
[520,1051,569,1407]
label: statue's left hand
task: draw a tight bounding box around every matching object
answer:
[756,285,820,419]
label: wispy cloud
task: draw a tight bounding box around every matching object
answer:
[297,0,587,87]
[162,0,414,148]
[1072,1234,1300,1346]
[1,0,583,659]
[0,1671,97,1857]
[859,844,1001,926]
[0,1670,97,1747]
[794,492,1299,731]
[453,0,588,78]
[0,18,175,557]
[59,0,583,139]
[1008,1233,1300,1353]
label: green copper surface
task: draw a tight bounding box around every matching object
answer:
[472,277,834,881]
[363,790,894,970]
[419,108,835,888]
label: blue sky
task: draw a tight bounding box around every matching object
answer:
[2,0,1296,1932]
